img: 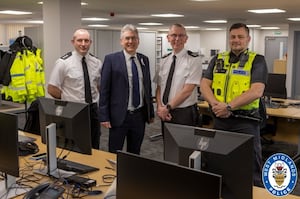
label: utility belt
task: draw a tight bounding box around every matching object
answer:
[230,109,261,122]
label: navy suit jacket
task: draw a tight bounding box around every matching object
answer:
[99,51,154,127]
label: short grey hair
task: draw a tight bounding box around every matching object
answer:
[120,24,139,39]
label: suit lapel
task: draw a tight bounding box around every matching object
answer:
[119,51,129,82]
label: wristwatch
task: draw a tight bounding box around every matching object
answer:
[166,104,172,111]
[226,103,232,111]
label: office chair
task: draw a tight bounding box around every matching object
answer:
[259,97,276,145]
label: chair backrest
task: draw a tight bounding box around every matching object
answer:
[23,99,40,135]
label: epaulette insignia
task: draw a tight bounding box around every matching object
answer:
[162,52,172,58]
[60,52,72,60]
[89,53,99,59]
[187,50,199,57]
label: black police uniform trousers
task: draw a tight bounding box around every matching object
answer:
[161,104,200,136]
[90,103,101,149]
[214,116,263,187]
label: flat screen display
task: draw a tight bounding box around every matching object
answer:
[0,112,19,177]
[164,123,254,199]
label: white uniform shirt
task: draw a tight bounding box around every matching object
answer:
[154,48,202,108]
[48,50,102,103]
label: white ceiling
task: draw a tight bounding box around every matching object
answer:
[0,0,300,31]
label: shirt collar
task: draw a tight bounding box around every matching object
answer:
[123,50,137,61]
[172,48,186,58]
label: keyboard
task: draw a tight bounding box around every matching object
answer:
[56,158,99,174]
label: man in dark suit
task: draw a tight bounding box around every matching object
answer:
[99,24,154,154]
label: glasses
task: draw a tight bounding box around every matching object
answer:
[168,34,186,39]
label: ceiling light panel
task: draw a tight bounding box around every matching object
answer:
[151,14,184,17]
[82,17,109,21]
[287,18,300,21]
[138,22,163,26]
[0,10,32,15]
[247,9,285,14]
[204,20,227,23]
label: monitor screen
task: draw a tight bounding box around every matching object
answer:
[39,97,92,155]
[117,151,222,199]
[264,73,287,99]
[164,123,254,199]
[0,112,19,177]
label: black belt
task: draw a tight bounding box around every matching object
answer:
[231,109,261,122]
[127,107,143,114]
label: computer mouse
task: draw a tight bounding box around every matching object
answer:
[18,141,39,156]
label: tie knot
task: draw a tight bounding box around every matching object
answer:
[131,56,135,60]
[82,56,86,61]
[173,55,176,59]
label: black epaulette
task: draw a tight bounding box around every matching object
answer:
[89,53,99,59]
[162,52,172,58]
[60,52,72,60]
[187,50,199,57]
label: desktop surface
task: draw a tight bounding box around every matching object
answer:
[8,131,300,199]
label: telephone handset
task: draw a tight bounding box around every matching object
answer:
[23,182,65,199]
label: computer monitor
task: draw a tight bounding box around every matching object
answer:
[39,97,92,155]
[117,151,222,199]
[0,112,19,177]
[264,73,287,99]
[38,97,92,177]
[164,123,254,199]
[0,112,29,198]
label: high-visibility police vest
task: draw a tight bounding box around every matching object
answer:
[212,51,259,110]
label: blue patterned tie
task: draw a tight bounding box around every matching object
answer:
[131,57,140,108]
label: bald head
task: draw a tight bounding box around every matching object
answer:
[71,29,91,56]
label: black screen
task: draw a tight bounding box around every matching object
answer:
[164,123,253,199]
[117,151,222,199]
[0,112,19,177]
[264,73,287,99]
[39,97,92,155]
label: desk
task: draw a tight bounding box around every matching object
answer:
[15,132,116,199]
[0,100,25,113]
[13,132,300,199]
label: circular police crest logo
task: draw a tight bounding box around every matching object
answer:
[262,153,298,197]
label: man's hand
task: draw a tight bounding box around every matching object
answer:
[211,102,232,118]
[101,121,111,128]
[156,105,172,121]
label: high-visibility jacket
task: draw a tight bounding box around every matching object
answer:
[212,51,259,110]
[3,51,27,103]
[1,49,45,103]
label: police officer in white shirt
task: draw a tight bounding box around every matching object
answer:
[48,29,102,149]
[154,23,202,129]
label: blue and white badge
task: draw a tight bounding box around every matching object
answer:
[262,153,298,197]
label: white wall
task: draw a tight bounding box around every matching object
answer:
[199,30,227,62]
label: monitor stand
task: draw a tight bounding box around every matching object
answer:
[0,174,30,198]
[189,150,202,170]
[33,123,75,178]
